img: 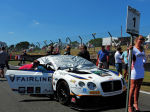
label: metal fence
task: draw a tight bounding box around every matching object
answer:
[7,32,150,64]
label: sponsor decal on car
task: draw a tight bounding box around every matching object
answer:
[83,88,87,93]
[9,74,15,82]
[88,76,92,79]
[18,87,25,93]
[69,74,88,80]
[89,91,100,94]
[27,87,34,93]
[108,78,114,80]
[9,76,52,82]
[70,79,76,83]
[35,87,41,93]
[91,71,111,77]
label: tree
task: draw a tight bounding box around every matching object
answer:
[15,41,30,51]
[8,45,15,51]
[30,43,35,47]
[71,41,80,48]
[88,38,102,47]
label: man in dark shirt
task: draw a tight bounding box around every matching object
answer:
[0,47,9,78]
[97,46,109,69]
[77,45,90,61]
[64,45,71,55]
[20,50,27,65]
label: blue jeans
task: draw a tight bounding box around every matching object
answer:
[115,63,122,74]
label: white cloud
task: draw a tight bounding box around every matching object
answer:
[137,0,145,2]
[8,32,14,34]
[33,20,40,25]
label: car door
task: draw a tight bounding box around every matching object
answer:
[5,69,54,95]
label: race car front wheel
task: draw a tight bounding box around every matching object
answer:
[57,81,70,105]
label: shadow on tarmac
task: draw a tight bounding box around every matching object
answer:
[20,99,52,102]
[71,102,126,112]
[20,94,54,102]
[140,110,150,112]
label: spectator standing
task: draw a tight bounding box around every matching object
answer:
[128,35,146,112]
[97,46,109,69]
[78,45,90,61]
[64,45,71,55]
[20,50,27,65]
[121,48,129,80]
[0,47,9,78]
[47,45,54,55]
[114,47,123,75]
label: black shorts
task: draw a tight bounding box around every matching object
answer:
[123,64,128,70]
[0,64,5,70]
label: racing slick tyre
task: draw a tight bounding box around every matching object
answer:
[57,81,70,105]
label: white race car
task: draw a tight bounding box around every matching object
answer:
[6,55,127,107]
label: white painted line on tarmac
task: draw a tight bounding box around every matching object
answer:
[140,90,150,95]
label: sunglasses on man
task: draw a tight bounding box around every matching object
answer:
[139,38,145,41]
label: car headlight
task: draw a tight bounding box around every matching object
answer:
[87,82,97,90]
[78,81,85,87]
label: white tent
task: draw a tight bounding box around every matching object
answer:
[145,34,150,43]
[102,37,119,46]
[0,41,7,48]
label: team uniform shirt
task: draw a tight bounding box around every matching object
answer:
[121,51,128,64]
[78,51,90,61]
[114,51,122,63]
[98,50,109,62]
[131,47,146,80]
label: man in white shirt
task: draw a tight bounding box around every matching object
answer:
[114,47,123,75]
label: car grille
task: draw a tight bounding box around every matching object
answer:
[101,80,122,92]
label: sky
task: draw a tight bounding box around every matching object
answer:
[0,0,150,46]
